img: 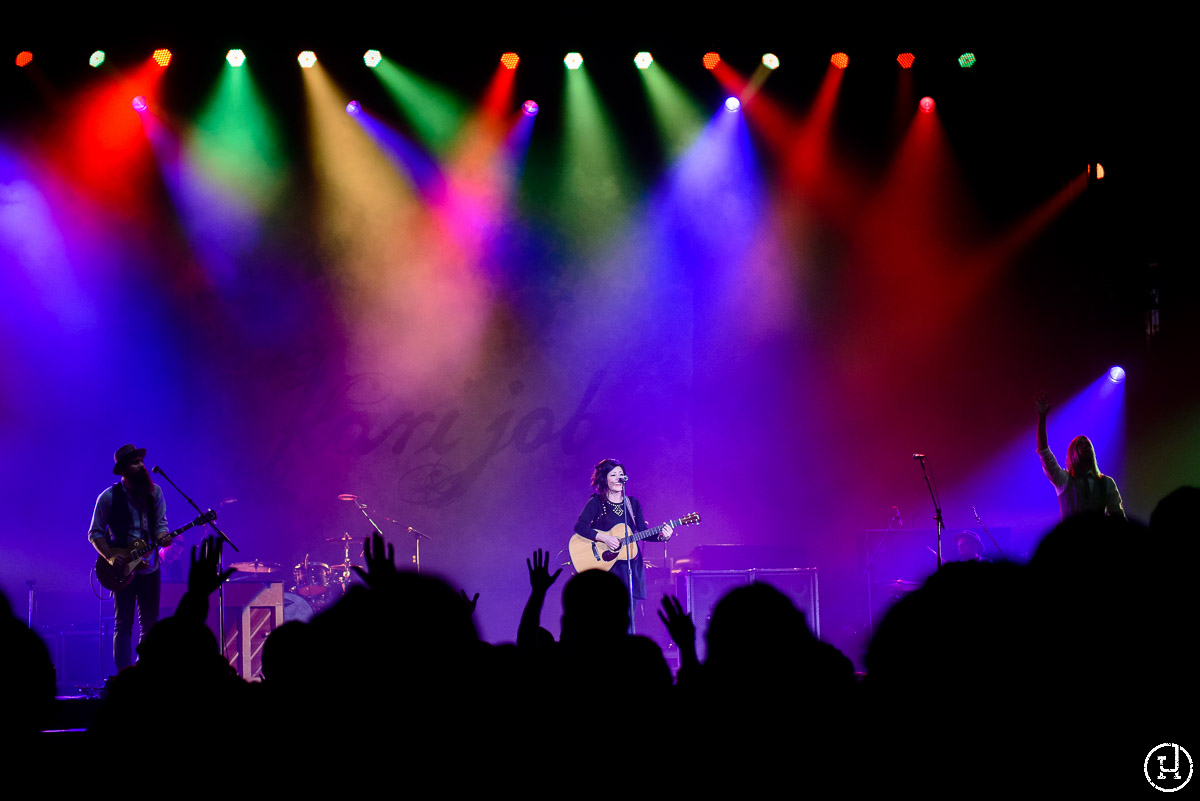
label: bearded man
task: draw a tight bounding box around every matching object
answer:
[89,444,170,671]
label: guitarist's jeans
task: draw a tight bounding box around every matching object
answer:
[114,569,161,671]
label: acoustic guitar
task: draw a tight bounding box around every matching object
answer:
[569,512,701,573]
[94,510,217,591]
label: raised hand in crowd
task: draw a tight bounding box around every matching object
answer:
[527,548,563,594]
[658,594,698,670]
[189,535,236,597]
[519,548,562,648]
[175,535,236,623]
[353,531,397,589]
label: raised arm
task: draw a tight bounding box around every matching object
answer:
[1035,391,1050,451]
[518,548,562,648]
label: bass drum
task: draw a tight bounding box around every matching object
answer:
[282,591,315,623]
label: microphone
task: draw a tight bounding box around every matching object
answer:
[152,465,163,475]
[618,475,629,484]
[408,526,431,540]
[912,453,926,461]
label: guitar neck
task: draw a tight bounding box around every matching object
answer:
[127,512,214,558]
[624,518,685,545]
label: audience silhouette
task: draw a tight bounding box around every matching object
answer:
[5,487,1195,791]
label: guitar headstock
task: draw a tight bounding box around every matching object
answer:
[679,512,701,527]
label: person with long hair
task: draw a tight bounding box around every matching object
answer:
[572,458,672,603]
[1035,393,1125,520]
[89,444,171,671]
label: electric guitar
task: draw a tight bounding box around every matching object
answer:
[94,510,217,591]
[569,512,701,573]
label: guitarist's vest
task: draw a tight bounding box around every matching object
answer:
[107,482,159,572]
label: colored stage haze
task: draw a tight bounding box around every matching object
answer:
[367,56,468,155]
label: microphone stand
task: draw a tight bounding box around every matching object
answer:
[153,466,236,660]
[914,455,945,571]
[383,517,431,573]
[341,495,385,537]
[619,480,637,635]
[971,506,1007,560]
[342,496,430,573]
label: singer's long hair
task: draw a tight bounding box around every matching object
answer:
[1065,435,1104,478]
[590,458,625,495]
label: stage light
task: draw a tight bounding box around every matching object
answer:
[564,52,583,70]
[634,52,653,69]
[346,100,361,116]
[1107,366,1126,384]
[363,50,382,68]
[1096,163,1105,179]
[724,97,740,112]
[132,96,148,112]
[522,99,539,117]
[958,52,977,68]
[762,53,779,70]
[897,52,915,69]
[831,52,849,69]
[298,51,317,69]
[152,49,172,67]
[16,51,33,67]
[90,50,106,68]
[226,49,245,67]
[703,52,720,70]
[919,96,935,113]
[501,52,520,69]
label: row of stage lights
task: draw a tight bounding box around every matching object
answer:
[12,49,980,71]
[19,47,956,119]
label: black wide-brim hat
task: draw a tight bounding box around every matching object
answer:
[113,443,147,475]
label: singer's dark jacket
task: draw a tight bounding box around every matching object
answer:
[574,494,653,600]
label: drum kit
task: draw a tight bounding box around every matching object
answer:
[227,493,424,624]
[229,533,365,623]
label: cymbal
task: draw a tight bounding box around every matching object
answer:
[337,494,359,501]
[324,533,358,542]
[230,560,283,574]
